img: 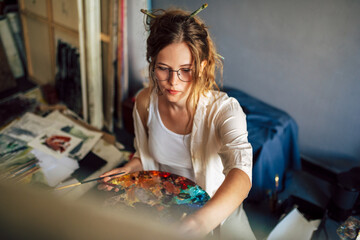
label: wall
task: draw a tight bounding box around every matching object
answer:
[127,0,149,97]
[129,0,360,162]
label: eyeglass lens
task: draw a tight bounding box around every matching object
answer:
[154,67,192,82]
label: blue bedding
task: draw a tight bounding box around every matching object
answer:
[224,87,301,201]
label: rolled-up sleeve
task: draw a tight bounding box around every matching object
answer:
[216,100,253,182]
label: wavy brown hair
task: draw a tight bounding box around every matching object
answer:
[145,8,223,116]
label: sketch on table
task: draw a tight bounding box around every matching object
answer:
[28,128,82,159]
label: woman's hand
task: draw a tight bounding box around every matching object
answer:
[177,169,252,237]
[97,156,143,192]
[97,167,130,192]
[176,213,210,238]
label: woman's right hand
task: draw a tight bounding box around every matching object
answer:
[97,157,143,192]
[97,167,130,192]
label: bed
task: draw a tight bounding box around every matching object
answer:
[223,87,301,201]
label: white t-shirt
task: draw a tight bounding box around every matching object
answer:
[147,95,195,181]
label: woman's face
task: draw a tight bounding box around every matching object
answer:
[154,42,193,105]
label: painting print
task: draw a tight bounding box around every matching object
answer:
[45,111,102,160]
[61,124,102,160]
[0,134,28,163]
[0,112,53,142]
[28,128,82,159]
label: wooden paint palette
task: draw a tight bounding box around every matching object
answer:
[104,171,210,222]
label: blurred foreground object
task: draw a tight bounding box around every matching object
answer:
[337,216,360,240]
[0,181,198,240]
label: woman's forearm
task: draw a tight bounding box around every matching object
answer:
[124,156,143,173]
[182,168,251,235]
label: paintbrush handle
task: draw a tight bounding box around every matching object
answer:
[81,172,125,184]
[189,3,208,18]
[55,182,81,190]
[54,172,125,190]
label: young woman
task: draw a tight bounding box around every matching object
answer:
[99,7,255,239]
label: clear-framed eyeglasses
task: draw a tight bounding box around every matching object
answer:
[153,66,193,82]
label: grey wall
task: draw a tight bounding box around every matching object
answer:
[127,0,149,98]
[133,0,360,162]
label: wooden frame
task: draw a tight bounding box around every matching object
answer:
[19,0,80,85]
[100,0,115,131]
[19,0,121,130]
[84,0,103,129]
[77,0,88,122]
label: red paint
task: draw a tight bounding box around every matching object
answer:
[160,172,170,178]
[45,135,71,153]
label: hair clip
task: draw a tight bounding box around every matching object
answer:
[189,3,208,18]
[140,9,156,18]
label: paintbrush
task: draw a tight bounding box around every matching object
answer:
[140,9,156,19]
[15,167,40,183]
[7,159,39,178]
[189,3,208,18]
[55,172,125,190]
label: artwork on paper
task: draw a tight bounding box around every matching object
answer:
[60,125,101,160]
[45,110,102,160]
[0,134,28,163]
[103,171,210,223]
[28,128,82,159]
[1,112,53,142]
[0,147,35,174]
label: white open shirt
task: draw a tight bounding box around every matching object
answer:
[132,89,252,198]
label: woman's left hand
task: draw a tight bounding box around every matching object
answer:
[176,213,209,238]
[177,169,252,237]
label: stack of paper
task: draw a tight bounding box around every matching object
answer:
[267,208,321,240]
[0,111,103,187]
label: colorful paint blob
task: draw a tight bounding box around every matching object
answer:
[103,171,210,222]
